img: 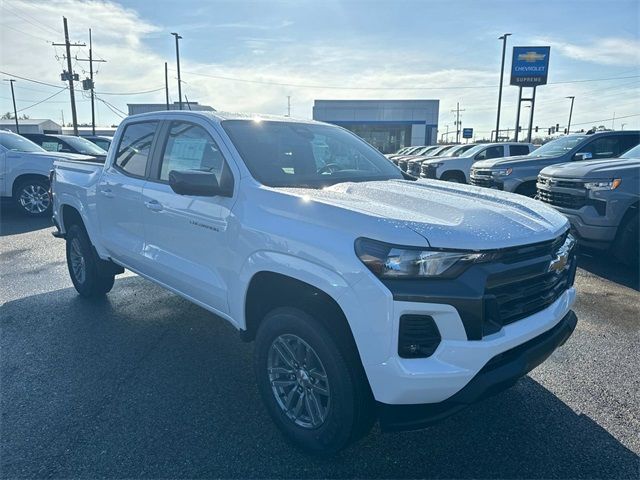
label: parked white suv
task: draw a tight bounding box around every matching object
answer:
[420,142,535,183]
[51,112,577,454]
[0,130,92,216]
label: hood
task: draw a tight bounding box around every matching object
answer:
[473,154,558,170]
[422,155,468,165]
[540,158,640,179]
[277,180,568,250]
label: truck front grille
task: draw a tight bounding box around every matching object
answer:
[537,189,586,209]
[420,164,437,179]
[398,159,409,172]
[470,176,493,187]
[482,234,576,335]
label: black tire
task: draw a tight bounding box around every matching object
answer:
[441,172,465,183]
[65,224,115,297]
[613,212,639,267]
[254,307,374,455]
[14,178,51,217]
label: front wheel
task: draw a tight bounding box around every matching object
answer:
[613,212,639,267]
[254,307,374,455]
[66,224,115,297]
[15,179,51,216]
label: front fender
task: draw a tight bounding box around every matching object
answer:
[229,250,396,369]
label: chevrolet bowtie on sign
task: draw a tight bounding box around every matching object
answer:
[511,46,551,87]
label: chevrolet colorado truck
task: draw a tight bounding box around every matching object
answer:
[470,131,640,197]
[537,144,640,266]
[51,111,578,454]
[0,130,93,216]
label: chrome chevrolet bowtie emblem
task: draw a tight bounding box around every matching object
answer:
[548,236,574,273]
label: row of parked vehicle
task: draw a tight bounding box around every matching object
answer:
[0,130,112,216]
[390,129,640,264]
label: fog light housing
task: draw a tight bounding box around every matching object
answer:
[398,315,441,358]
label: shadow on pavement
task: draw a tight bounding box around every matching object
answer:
[578,249,639,291]
[0,204,52,237]
[1,277,637,478]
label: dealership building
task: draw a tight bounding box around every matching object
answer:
[312,99,439,153]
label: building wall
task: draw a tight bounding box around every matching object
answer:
[312,100,439,153]
[0,120,62,134]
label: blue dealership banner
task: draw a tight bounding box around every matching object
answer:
[510,46,550,87]
[462,128,473,139]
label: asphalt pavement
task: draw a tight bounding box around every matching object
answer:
[1,205,639,479]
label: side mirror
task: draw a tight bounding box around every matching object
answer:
[574,152,593,161]
[169,170,223,196]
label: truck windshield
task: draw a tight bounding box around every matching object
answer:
[529,135,588,157]
[61,136,107,155]
[222,120,404,188]
[0,133,46,153]
[620,144,640,158]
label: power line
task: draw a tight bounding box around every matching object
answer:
[0,70,165,95]
[172,69,640,91]
[2,3,60,35]
[16,88,67,113]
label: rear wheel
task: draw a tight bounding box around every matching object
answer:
[254,307,374,455]
[613,211,639,267]
[14,178,50,216]
[66,224,115,297]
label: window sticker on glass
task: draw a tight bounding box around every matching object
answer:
[42,141,60,152]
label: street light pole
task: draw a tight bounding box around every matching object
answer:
[4,79,19,133]
[171,32,183,110]
[566,96,575,134]
[495,33,511,142]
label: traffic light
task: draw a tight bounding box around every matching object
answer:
[535,126,539,133]
[548,128,552,135]
[564,128,568,134]
[556,123,560,132]
[518,126,522,132]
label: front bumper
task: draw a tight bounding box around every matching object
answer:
[378,309,577,431]
[562,211,617,248]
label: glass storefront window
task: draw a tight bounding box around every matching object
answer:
[342,124,413,154]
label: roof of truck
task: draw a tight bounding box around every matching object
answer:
[125,110,323,125]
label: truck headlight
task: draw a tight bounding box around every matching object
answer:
[355,238,483,278]
[491,168,512,177]
[425,162,443,169]
[584,179,621,191]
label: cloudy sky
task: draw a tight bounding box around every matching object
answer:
[1,0,639,137]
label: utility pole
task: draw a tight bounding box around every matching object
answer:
[451,103,465,143]
[566,96,575,134]
[612,111,616,130]
[76,29,106,135]
[171,32,183,110]
[53,17,85,135]
[495,33,511,142]
[3,79,19,133]
[164,62,170,110]
[286,95,291,117]
[621,123,627,131]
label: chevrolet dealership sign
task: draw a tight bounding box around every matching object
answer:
[510,46,551,87]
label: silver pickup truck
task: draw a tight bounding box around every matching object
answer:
[537,144,640,266]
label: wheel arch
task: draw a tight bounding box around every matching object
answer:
[440,169,467,183]
[11,173,49,197]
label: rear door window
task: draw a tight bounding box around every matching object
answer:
[509,144,531,156]
[475,145,505,160]
[114,121,158,177]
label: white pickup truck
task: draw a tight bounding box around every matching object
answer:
[0,130,93,216]
[51,111,578,454]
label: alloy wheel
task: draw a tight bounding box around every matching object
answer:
[267,334,331,429]
[19,184,50,214]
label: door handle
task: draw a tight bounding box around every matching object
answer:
[100,188,114,198]
[145,200,163,211]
